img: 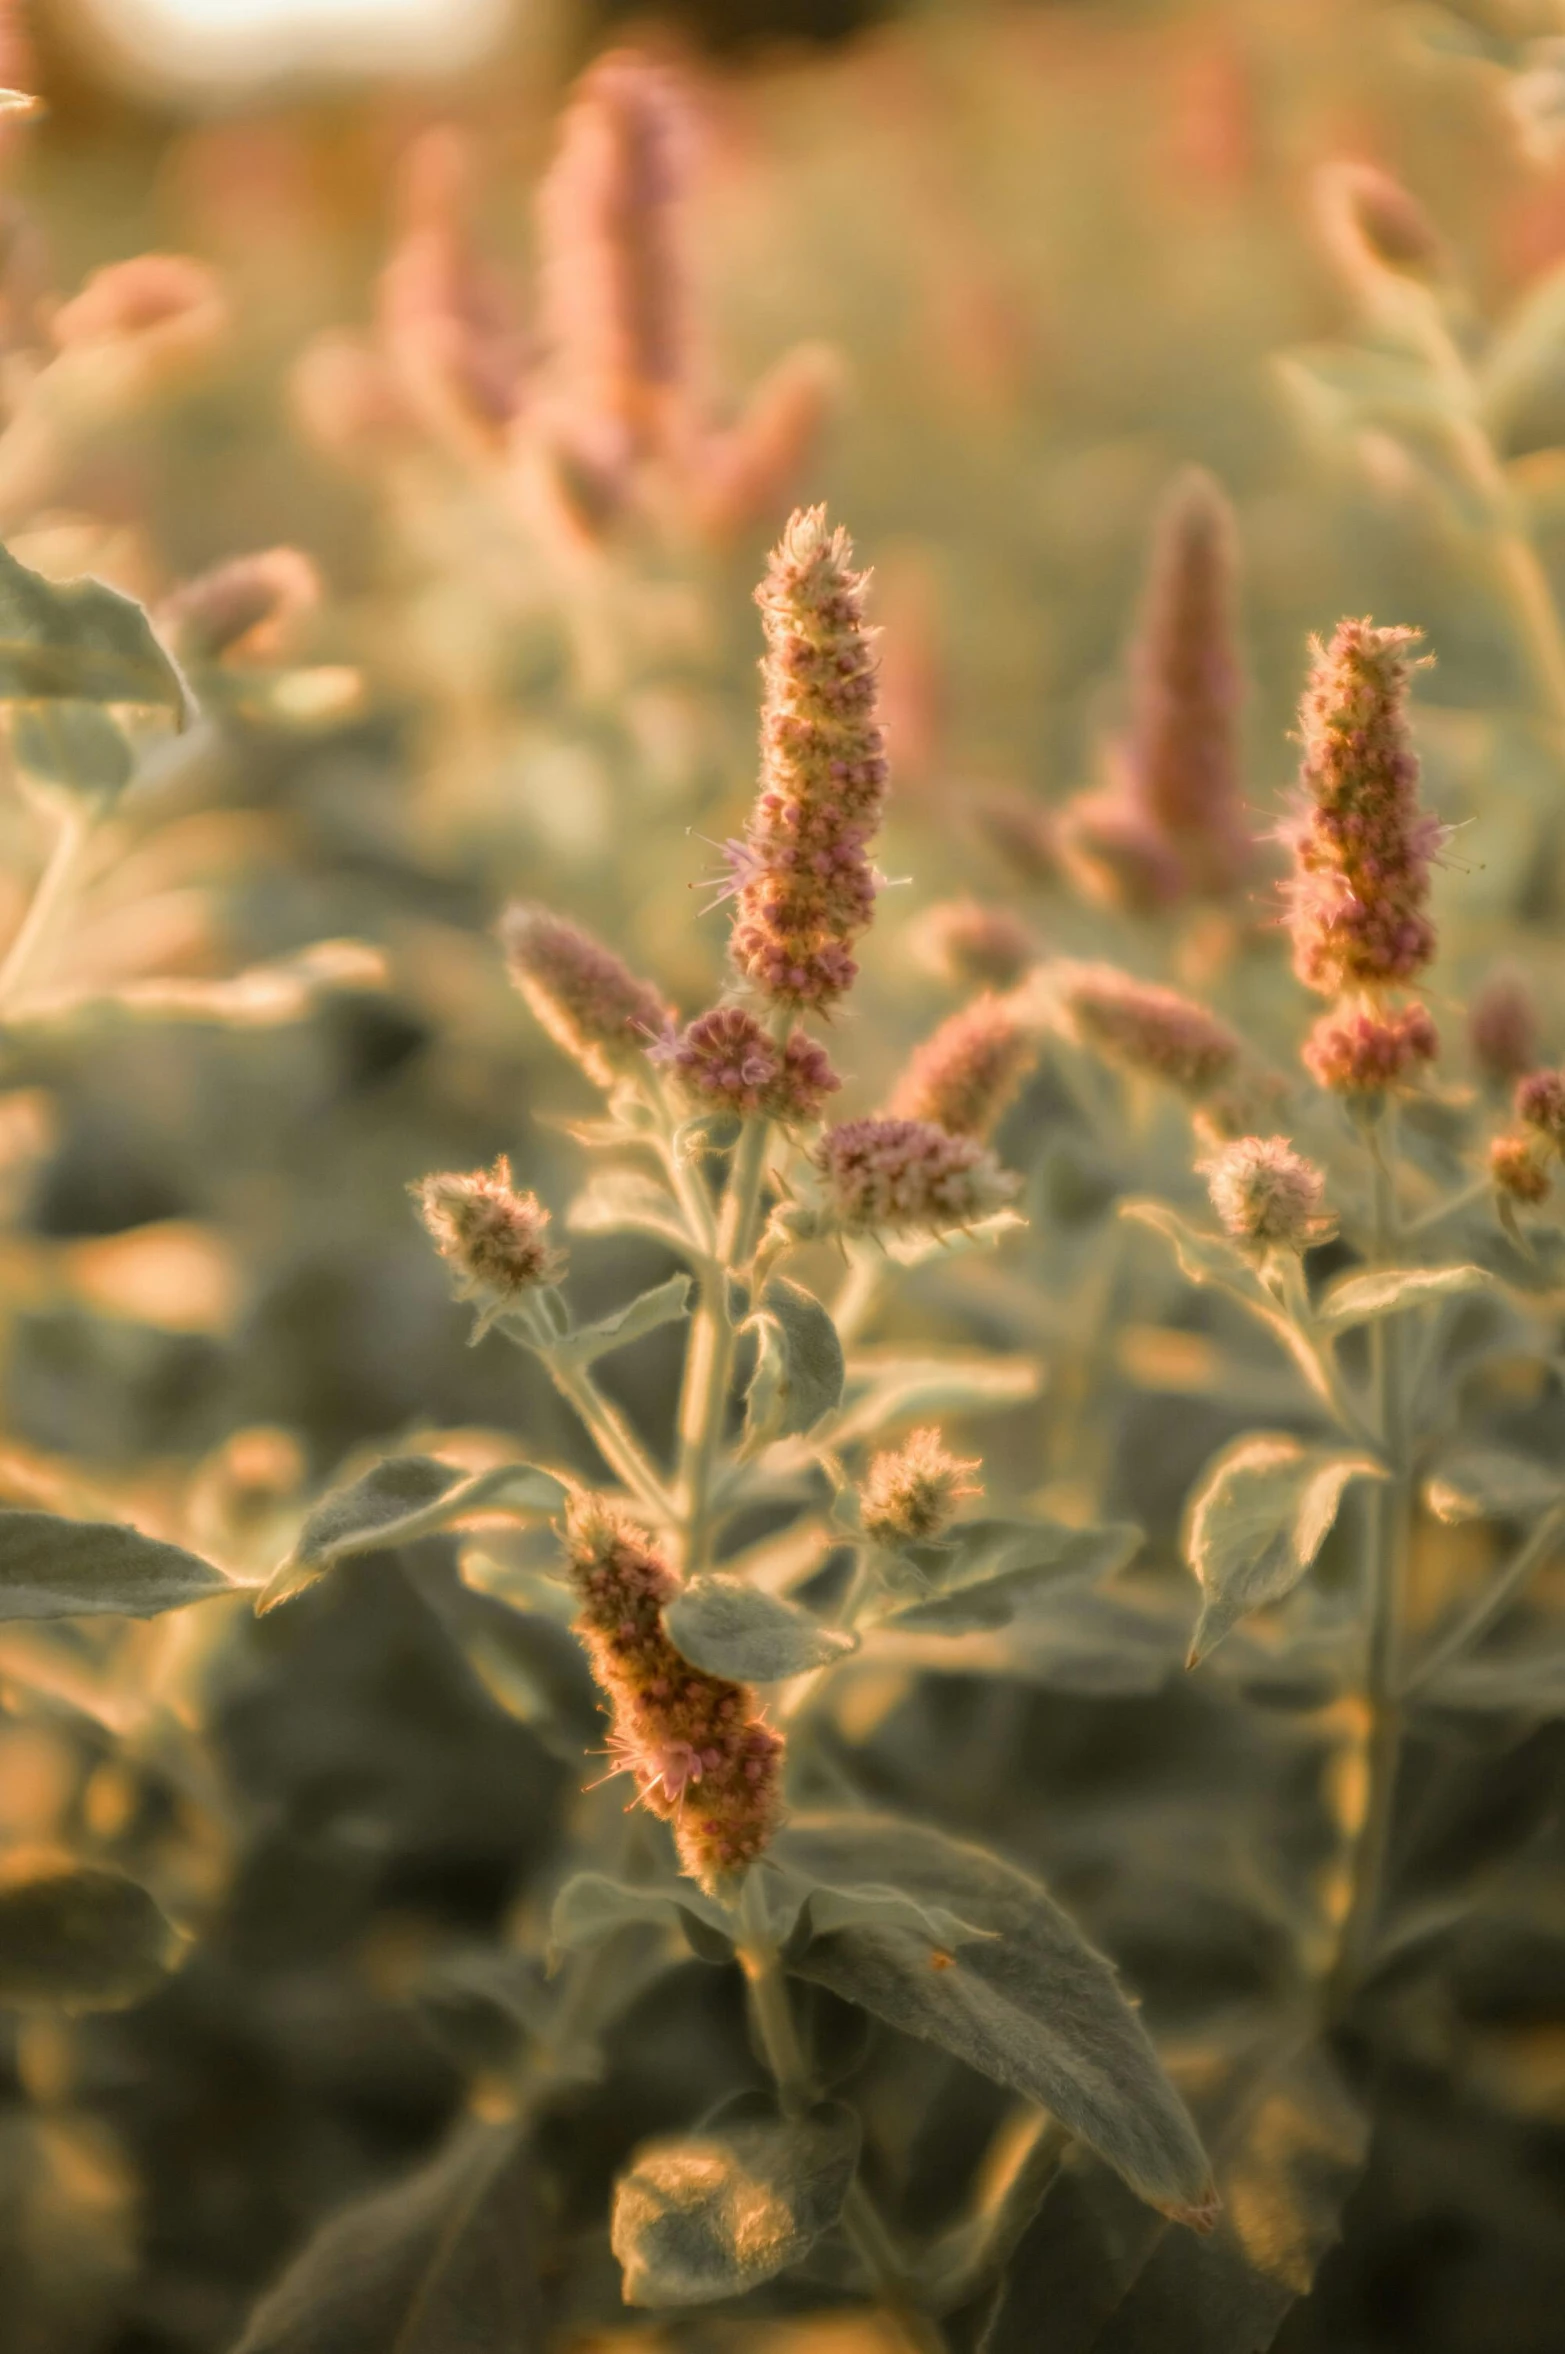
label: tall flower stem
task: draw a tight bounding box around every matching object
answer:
[736,1874,948,2354]
[1327,1111,1411,2015]
[675,1098,774,1574]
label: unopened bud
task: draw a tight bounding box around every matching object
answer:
[860,1427,981,1546]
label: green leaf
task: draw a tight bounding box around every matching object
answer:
[231,2120,543,2353]
[257,1456,465,1613]
[980,2033,1367,2353]
[832,1350,1041,1445]
[763,1862,993,1955]
[782,1814,1214,2224]
[1120,1200,1257,1292]
[1421,1644,1565,1715]
[549,1872,732,1961]
[1315,1264,1494,1331]
[0,1858,178,2010]
[1184,1436,1383,1666]
[1423,1447,1565,1525]
[743,1276,844,1442]
[612,2106,859,2307]
[568,1170,701,1258]
[559,1272,693,1364]
[878,1517,1142,1634]
[0,541,186,712]
[878,1209,1026,1267]
[665,1575,855,1681]
[11,701,134,800]
[0,1510,232,1620]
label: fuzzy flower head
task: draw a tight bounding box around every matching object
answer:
[811,1116,1019,1238]
[728,507,890,1011]
[563,1497,783,1886]
[1516,1068,1565,1149]
[1123,467,1250,898]
[1284,620,1441,997]
[886,993,1037,1141]
[1302,1001,1437,1096]
[1470,969,1539,1089]
[415,1157,565,1318]
[652,1005,839,1125]
[909,899,1040,992]
[1203,1135,1336,1254]
[1491,1131,1552,1206]
[1053,962,1240,1097]
[378,127,526,463]
[860,1427,982,1547]
[536,50,688,492]
[502,902,672,1088]
[1056,785,1186,917]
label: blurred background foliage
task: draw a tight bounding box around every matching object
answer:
[1,1,1564,2350]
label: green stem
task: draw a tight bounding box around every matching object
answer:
[548,1355,674,1523]
[0,794,97,1015]
[1326,1117,1411,2016]
[736,1876,947,2354]
[675,1098,775,1575]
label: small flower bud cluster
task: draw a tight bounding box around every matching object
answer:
[1053,962,1240,1097]
[909,899,1040,992]
[728,508,890,1011]
[1202,1135,1336,1254]
[1469,969,1539,1088]
[1301,1002,1437,1096]
[502,902,672,1088]
[1491,1065,1565,1204]
[1490,1131,1552,1206]
[859,1427,981,1546]
[812,1116,1019,1237]
[1285,620,1440,997]
[887,994,1037,1141]
[1516,1068,1565,1144]
[414,1157,566,1316]
[160,547,320,667]
[653,1005,839,1125]
[564,1496,783,1886]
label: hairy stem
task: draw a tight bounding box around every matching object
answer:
[675,1087,776,1574]
[548,1355,674,1522]
[1327,1118,1411,2014]
[737,1876,947,2354]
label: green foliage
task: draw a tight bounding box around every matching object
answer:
[0,1511,232,1619]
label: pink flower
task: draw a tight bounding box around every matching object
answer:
[729,508,890,1011]
[160,547,320,667]
[1302,1001,1438,1094]
[1202,1135,1335,1253]
[812,1116,1019,1236]
[414,1157,566,1313]
[1054,962,1240,1096]
[1515,1067,1565,1146]
[1491,1132,1551,1205]
[1283,620,1441,997]
[1469,969,1539,1088]
[564,1497,783,1886]
[887,993,1037,1140]
[909,899,1040,992]
[860,1427,981,1546]
[502,902,672,1088]
[653,1005,840,1125]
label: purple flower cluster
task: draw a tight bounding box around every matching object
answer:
[653,1005,839,1125]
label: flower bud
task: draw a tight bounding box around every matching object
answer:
[1491,1131,1552,1206]
[1469,968,1538,1088]
[414,1157,565,1320]
[1050,962,1240,1097]
[1515,1067,1565,1147]
[812,1116,1019,1237]
[502,902,672,1088]
[909,899,1040,992]
[1056,785,1186,916]
[1302,1002,1437,1095]
[1202,1135,1335,1253]
[860,1427,981,1546]
[652,1004,839,1125]
[564,1496,783,1886]
[886,993,1037,1140]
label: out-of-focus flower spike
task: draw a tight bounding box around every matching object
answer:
[908,899,1040,992]
[378,126,527,464]
[49,254,229,402]
[692,342,841,545]
[810,1115,1018,1237]
[886,992,1037,1140]
[502,902,672,1089]
[1302,1001,1438,1095]
[1056,785,1187,915]
[1470,968,1539,1088]
[1039,961,1241,1097]
[160,547,321,668]
[291,331,412,467]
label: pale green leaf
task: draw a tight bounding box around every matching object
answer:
[1316,1264,1494,1331]
[1423,1447,1565,1525]
[782,1814,1214,2223]
[1120,1200,1256,1293]
[567,1170,700,1258]
[560,1272,693,1365]
[612,2107,859,2307]
[0,1510,232,1620]
[0,541,186,712]
[1185,1436,1383,1665]
[548,1872,731,1961]
[832,1350,1041,1445]
[0,1860,178,2010]
[878,1516,1142,1634]
[11,701,133,799]
[259,1455,571,1614]
[744,1276,844,1441]
[665,1574,855,1681]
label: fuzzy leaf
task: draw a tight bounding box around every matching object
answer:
[744,1276,844,1440]
[1120,1201,1256,1292]
[561,1273,693,1364]
[833,1350,1041,1445]
[980,2034,1367,2353]
[568,1171,700,1258]
[1316,1264,1494,1331]
[1185,1437,1383,1665]
[612,2107,859,2307]
[0,542,187,712]
[257,1456,464,1613]
[762,1861,993,1954]
[1423,1447,1565,1525]
[11,702,134,798]
[665,1575,855,1682]
[0,1510,232,1620]
[879,1517,1142,1634]
[878,1210,1026,1267]
[782,1814,1214,2223]
[0,1858,178,2010]
[549,1871,732,1960]
[231,2120,543,2353]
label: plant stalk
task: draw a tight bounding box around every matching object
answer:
[675,1091,776,1575]
[0,794,97,1015]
